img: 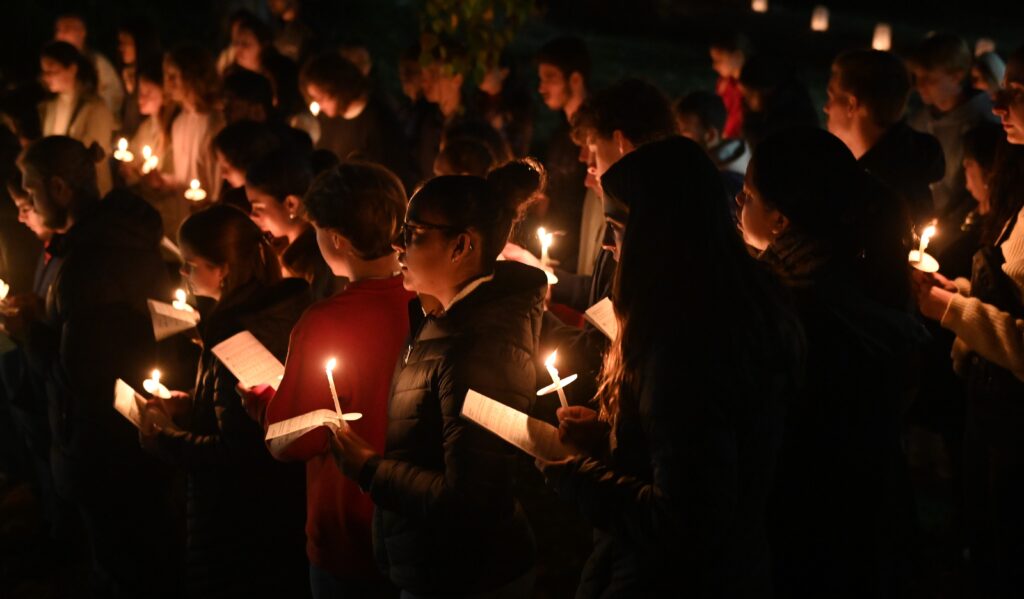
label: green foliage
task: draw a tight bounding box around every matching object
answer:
[419,0,534,83]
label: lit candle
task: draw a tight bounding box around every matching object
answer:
[309,101,320,117]
[752,0,768,13]
[184,179,207,202]
[0,278,8,301]
[113,137,134,162]
[541,351,576,410]
[872,23,892,51]
[908,223,940,272]
[171,288,194,313]
[141,145,160,174]
[142,369,171,399]
[537,227,554,267]
[325,358,342,417]
[811,6,829,31]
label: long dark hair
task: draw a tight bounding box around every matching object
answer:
[597,136,804,423]
[987,46,1024,243]
[178,204,281,304]
[166,43,221,113]
[408,158,546,261]
[117,16,162,71]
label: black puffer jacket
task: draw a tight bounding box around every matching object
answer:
[41,189,173,501]
[368,261,545,595]
[859,121,945,227]
[152,278,311,598]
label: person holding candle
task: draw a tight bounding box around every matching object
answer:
[737,127,925,596]
[115,16,162,137]
[300,51,412,188]
[251,162,412,598]
[327,159,547,597]
[913,45,1024,596]
[15,135,179,598]
[163,42,225,203]
[140,203,311,598]
[37,41,115,195]
[537,136,803,596]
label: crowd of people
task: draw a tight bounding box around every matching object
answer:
[0,3,1023,598]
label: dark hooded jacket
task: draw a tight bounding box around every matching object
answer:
[859,121,945,227]
[365,261,545,595]
[39,189,173,499]
[151,277,311,598]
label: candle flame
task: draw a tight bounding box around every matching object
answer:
[175,289,186,303]
[310,101,320,116]
[143,145,152,159]
[190,179,200,191]
[150,369,161,383]
[117,138,128,152]
[326,358,337,371]
[922,225,936,244]
[545,351,557,369]
[538,227,553,251]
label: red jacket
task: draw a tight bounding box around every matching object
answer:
[717,76,744,140]
[265,274,413,580]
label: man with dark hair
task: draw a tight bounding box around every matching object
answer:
[907,33,998,223]
[536,36,591,272]
[674,90,750,205]
[827,49,945,225]
[301,52,411,187]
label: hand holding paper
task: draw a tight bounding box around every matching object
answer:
[212,331,285,390]
[148,298,200,341]
[461,390,570,461]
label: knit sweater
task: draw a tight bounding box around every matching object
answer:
[941,205,1024,380]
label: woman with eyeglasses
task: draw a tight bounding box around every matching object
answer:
[914,45,1024,596]
[327,159,547,598]
[139,204,311,598]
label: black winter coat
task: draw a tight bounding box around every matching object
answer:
[40,190,173,501]
[152,278,311,598]
[859,121,945,227]
[367,261,545,595]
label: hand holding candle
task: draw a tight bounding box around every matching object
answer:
[538,351,578,409]
[325,358,362,423]
[143,369,172,399]
[141,145,159,174]
[113,137,134,162]
[908,223,940,273]
[184,179,207,202]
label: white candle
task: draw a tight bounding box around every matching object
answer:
[872,23,892,51]
[0,278,8,301]
[141,145,159,174]
[811,6,829,32]
[538,227,554,267]
[752,0,768,13]
[113,137,134,162]
[325,358,342,417]
[545,351,569,409]
[172,288,194,313]
[184,179,207,202]
[142,369,171,399]
[309,101,320,117]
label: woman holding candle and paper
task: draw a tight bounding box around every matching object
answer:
[140,204,311,598]
[536,137,803,597]
[738,128,926,597]
[327,160,546,597]
[255,162,413,598]
[914,46,1024,595]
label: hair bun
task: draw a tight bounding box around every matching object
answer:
[486,158,546,222]
[87,141,106,164]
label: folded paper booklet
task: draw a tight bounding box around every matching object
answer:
[212,331,285,391]
[148,299,200,341]
[461,390,570,461]
[266,409,342,455]
[584,297,618,341]
[113,378,146,428]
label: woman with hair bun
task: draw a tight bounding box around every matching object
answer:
[328,159,547,598]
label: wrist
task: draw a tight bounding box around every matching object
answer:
[357,454,381,492]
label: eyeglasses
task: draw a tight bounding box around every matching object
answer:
[398,219,463,247]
